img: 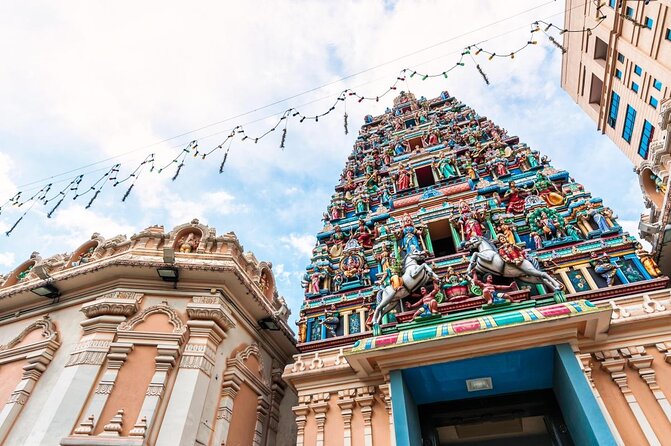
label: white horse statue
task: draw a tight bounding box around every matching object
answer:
[371,250,439,334]
[462,236,565,300]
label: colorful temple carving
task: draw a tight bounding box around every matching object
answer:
[295,90,666,350]
[284,91,671,445]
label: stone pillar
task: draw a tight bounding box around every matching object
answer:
[341,311,351,336]
[338,389,356,446]
[597,352,661,446]
[311,393,330,446]
[130,345,180,439]
[292,396,311,446]
[253,396,270,446]
[265,366,287,446]
[623,346,671,424]
[379,382,396,446]
[89,343,134,425]
[0,343,57,443]
[210,377,240,446]
[27,292,139,445]
[356,386,375,446]
[578,354,624,445]
[155,294,233,446]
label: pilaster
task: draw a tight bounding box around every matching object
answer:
[155,294,233,446]
[337,389,356,446]
[29,292,139,446]
[595,350,661,446]
[355,386,375,446]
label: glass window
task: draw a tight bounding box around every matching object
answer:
[638,120,654,158]
[650,96,659,108]
[626,6,634,17]
[644,17,653,29]
[667,28,671,41]
[631,81,639,93]
[608,0,615,7]
[615,69,622,80]
[634,65,642,75]
[617,53,625,63]
[608,91,620,128]
[623,105,636,143]
[653,79,662,90]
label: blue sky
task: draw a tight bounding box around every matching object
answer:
[0,0,645,322]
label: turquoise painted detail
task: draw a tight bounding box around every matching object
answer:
[554,344,618,446]
[390,370,422,446]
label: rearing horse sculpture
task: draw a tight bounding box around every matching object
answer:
[462,236,565,299]
[371,250,439,335]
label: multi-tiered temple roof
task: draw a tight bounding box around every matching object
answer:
[295,91,667,352]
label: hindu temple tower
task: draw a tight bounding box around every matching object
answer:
[283,91,671,445]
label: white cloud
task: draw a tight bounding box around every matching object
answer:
[280,233,316,258]
[0,252,15,267]
[0,0,648,318]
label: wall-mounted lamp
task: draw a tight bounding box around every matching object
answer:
[466,377,493,392]
[156,266,179,288]
[31,283,61,299]
[258,317,280,331]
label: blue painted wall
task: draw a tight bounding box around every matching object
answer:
[402,347,555,404]
[554,344,618,446]
[390,370,422,446]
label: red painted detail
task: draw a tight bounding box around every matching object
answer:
[374,333,400,348]
[451,319,483,333]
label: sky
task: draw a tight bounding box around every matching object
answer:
[0,0,647,323]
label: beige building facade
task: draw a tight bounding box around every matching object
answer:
[561,0,671,164]
[0,219,297,446]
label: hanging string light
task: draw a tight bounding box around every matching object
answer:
[1,0,606,236]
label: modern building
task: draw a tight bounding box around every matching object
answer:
[0,219,297,446]
[283,91,671,445]
[561,0,671,165]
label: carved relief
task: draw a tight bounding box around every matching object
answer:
[117,303,185,334]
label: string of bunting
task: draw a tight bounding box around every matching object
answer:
[1,3,606,236]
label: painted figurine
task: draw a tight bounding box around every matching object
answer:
[471,272,519,304]
[406,281,440,319]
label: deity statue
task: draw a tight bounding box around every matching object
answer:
[433,152,457,181]
[309,269,325,294]
[584,202,613,232]
[397,214,423,254]
[532,172,564,206]
[651,173,667,194]
[563,218,583,240]
[496,234,526,265]
[503,181,527,214]
[406,281,440,320]
[536,211,564,240]
[72,246,95,267]
[456,201,485,240]
[529,231,544,250]
[442,267,471,301]
[395,164,412,191]
[355,219,374,249]
[353,188,370,214]
[178,232,200,253]
[329,225,347,258]
[460,153,479,180]
[591,253,619,287]
[17,265,33,282]
[296,313,307,343]
[488,157,509,178]
[635,245,662,277]
[471,272,519,305]
[497,221,516,245]
[321,305,340,337]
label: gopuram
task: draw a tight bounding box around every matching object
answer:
[283,91,671,445]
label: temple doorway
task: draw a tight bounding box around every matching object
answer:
[418,390,574,446]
